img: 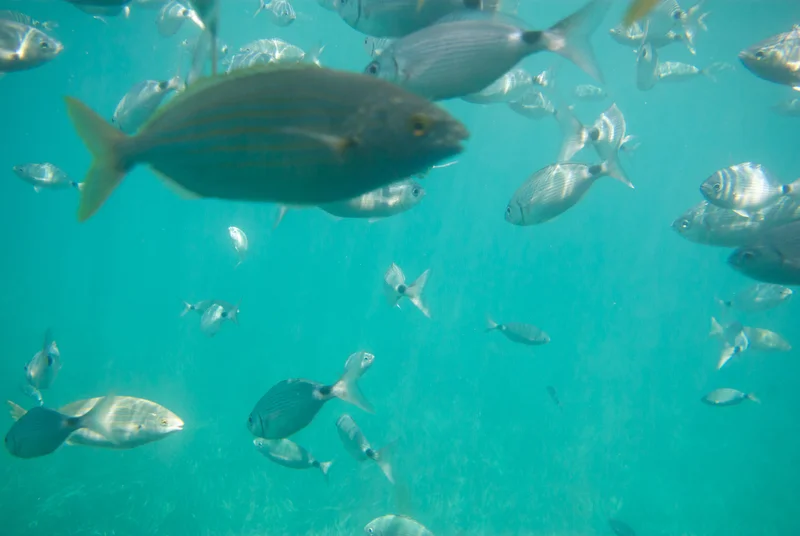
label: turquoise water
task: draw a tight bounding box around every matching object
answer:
[2,1,800,535]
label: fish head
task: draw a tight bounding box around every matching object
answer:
[11,164,27,178]
[22,28,63,67]
[396,180,426,208]
[246,411,265,437]
[504,201,525,226]
[739,40,790,84]
[728,244,784,281]
[700,173,726,203]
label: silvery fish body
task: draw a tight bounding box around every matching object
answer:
[24,330,61,390]
[200,303,234,336]
[181,299,240,322]
[228,226,248,265]
[0,20,62,72]
[253,437,332,478]
[656,61,730,83]
[342,351,375,381]
[486,317,550,346]
[13,163,79,192]
[701,388,758,406]
[739,25,800,89]
[364,515,434,536]
[574,84,607,101]
[721,283,792,312]
[112,77,183,134]
[636,43,659,90]
[462,68,547,105]
[700,162,800,215]
[320,180,424,219]
[156,0,204,36]
[254,0,296,27]
[508,90,555,120]
[728,221,800,285]
[744,327,791,352]
[609,22,692,54]
[225,40,319,71]
[336,413,394,483]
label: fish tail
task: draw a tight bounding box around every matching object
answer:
[599,157,634,189]
[709,316,724,337]
[374,441,396,484]
[180,301,194,317]
[253,0,266,17]
[332,372,374,414]
[274,205,290,229]
[717,345,736,370]
[784,178,800,198]
[228,303,241,325]
[746,393,761,404]
[307,43,326,67]
[696,10,710,31]
[64,96,129,222]
[7,400,27,421]
[486,316,500,332]
[406,269,431,318]
[530,0,611,83]
[318,460,333,482]
[554,107,586,161]
[76,394,118,443]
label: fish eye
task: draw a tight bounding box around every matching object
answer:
[680,219,690,229]
[412,187,420,197]
[505,206,512,216]
[409,113,431,137]
[742,251,756,261]
[367,529,374,535]
[713,182,722,192]
[365,61,379,75]
[160,418,168,426]
[40,41,49,50]
[755,51,765,60]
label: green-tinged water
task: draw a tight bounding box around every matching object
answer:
[1,1,799,535]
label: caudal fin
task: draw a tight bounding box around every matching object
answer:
[746,393,761,404]
[486,316,500,332]
[709,316,724,337]
[253,0,266,17]
[77,395,118,443]
[373,442,396,484]
[64,97,128,222]
[532,0,611,83]
[332,370,374,414]
[306,43,325,67]
[406,269,431,318]
[7,400,27,421]
[318,460,333,483]
[180,301,193,317]
[717,345,737,370]
[554,106,587,162]
[599,157,634,189]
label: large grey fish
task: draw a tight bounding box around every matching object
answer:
[701,388,759,407]
[505,160,631,226]
[384,263,430,317]
[24,329,61,391]
[247,354,375,439]
[112,77,183,134]
[64,64,467,222]
[719,283,792,313]
[253,438,332,480]
[363,0,611,101]
[335,414,394,484]
[486,317,550,346]
[338,0,516,38]
[8,396,183,449]
[729,221,800,285]
[700,162,800,217]
[739,25,800,90]
[13,163,80,192]
[364,515,434,536]
[4,395,115,458]
[0,20,62,72]
[320,180,425,219]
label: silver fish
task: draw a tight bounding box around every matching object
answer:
[19,384,43,406]
[65,65,467,222]
[364,515,434,536]
[655,60,731,83]
[363,0,610,101]
[0,20,62,72]
[254,0,296,26]
[24,330,61,391]
[384,263,430,317]
[8,396,183,449]
[728,220,800,285]
[636,42,659,91]
[609,21,695,55]
[13,163,80,192]
[700,162,800,217]
[462,68,549,105]
[486,317,550,346]
[719,283,792,313]
[4,396,115,459]
[225,41,324,71]
[112,76,183,134]
[253,438,332,480]
[744,327,792,352]
[200,303,238,336]
[343,351,375,381]
[156,0,204,37]
[739,25,800,90]
[335,414,394,483]
[228,226,248,267]
[508,90,556,121]
[505,160,631,226]
[320,180,425,219]
[181,299,240,321]
[573,84,607,101]
[364,36,393,58]
[701,388,759,407]
[708,317,749,370]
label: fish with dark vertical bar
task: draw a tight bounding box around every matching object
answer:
[335,414,394,483]
[253,438,332,481]
[700,162,800,217]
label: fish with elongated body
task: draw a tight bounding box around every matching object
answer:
[336,414,394,483]
[462,68,549,105]
[363,0,611,101]
[13,163,80,192]
[728,220,800,285]
[0,20,62,72]
[7,396,183,449]
[486,317,550,346]
[364,515,434,536]
[253,438,332,480]
[701,388,759,406]
[64,64,467,222]
[655,61,731,83]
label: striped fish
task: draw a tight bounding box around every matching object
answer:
[64,64,467,222]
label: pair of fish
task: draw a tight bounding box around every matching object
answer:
[181,299,240,336]
[728,220,800,285]
[64,64,467,223]
[247,351,375,439]
[13,163,81,193]
[384,263,430,317]
[710,316,790,369]
[228,226,248,266]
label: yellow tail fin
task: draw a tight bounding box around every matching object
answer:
[64,96,129,222]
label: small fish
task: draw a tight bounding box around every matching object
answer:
[546,386,562,409]
[364,515,434,536]
[709,317,749,370]
[19,385,43,406]
[343,351,375,382]
[228,226,248,267]
[505,160,631,226]
[320,180,425,220]
[363,0,611,101]
[718,283,792,313]
[364,36,393,58]
[609,518,636,536]
[462,68,550,105]
[13,163,80,192]
[199,303,238,337]
[701,388,759,407]
[8,396,183,449]
[4,395,116,459]
[156,0,204,37]
[254,0,296,26]
[383,263,430,317]
[66,0,132,17]
[655,60,731,83]
[772,97,800,116]
[609,21,695,55]
[181,299,240,321]
[253,438,332,481]
[619,134,640,155]
[700,162,800,217]
[573,84,607,101]
[247,354,374,439]
[486,317,550,346]
[0,20,62,73]
[739,25,800,91]
[508,90,556,121]
[743,327,792,352]
[24,330,61,391]
[112,76,183,134]
[65,65,467,222]
[729,220,800,285]
[336,414,394,484]
[636,42,659,90]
